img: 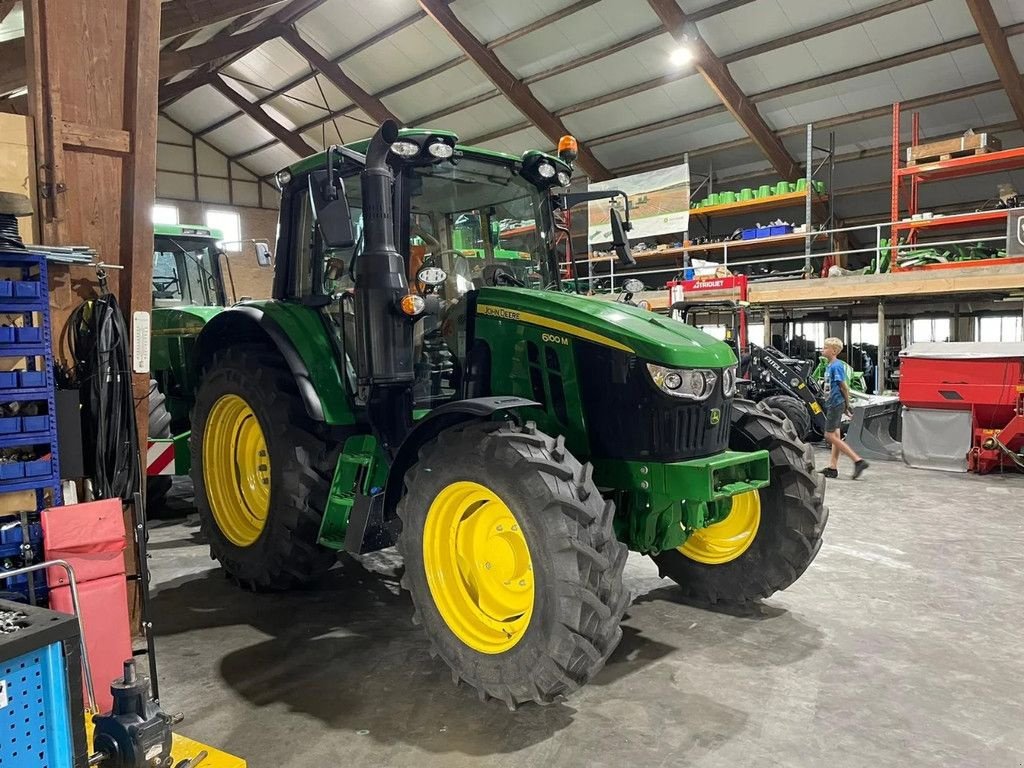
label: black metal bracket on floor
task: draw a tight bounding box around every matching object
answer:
[344,492,398,555]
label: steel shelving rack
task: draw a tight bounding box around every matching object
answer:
[0,248,63,508]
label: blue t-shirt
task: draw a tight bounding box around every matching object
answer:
[826,359,847,408]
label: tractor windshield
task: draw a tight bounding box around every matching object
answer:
[407,156,552,300]
[153,236,222,307]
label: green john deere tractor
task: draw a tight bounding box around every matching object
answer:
[147,224,271,506]
[175,122,827,706]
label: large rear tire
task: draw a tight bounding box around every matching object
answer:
[146,379,173,510]
[190,345,337,589]
[652,399,827,604]
[398,421,629,707]
[760,393,814,442]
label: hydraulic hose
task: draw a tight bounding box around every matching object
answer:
[69,291,141,500]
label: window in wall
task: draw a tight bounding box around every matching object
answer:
[792,321,826,348]
[747,323,765,345]
[205,210,242,252]
[152,204,178,225]
[852,322,879,346]
[977,315,1023,343]
[911,317,951,343]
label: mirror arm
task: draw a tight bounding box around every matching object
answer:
[557,190,632,225]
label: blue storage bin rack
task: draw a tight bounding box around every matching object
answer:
[0,417,19,434]
[741,228,757,240]
[0,250,62,506]
[755,226,772,238]
[0,516,48,602]
[0,327,13,343]
[770,224,793,237]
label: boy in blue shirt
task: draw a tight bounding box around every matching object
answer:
[821,338,868,479]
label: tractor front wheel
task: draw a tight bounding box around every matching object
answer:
[190,345,337,589]
[652,399,827,604]
[398,421,629,707]
[146,379,173,511]
[760,393,814,442]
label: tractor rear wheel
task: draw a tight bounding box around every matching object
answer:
[652,399,827,604]
[146,379,173,511]
[760,393,813,442]
[397,421,629,707]
[190,344,337,589]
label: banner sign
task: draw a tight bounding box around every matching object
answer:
[587,164,690,246]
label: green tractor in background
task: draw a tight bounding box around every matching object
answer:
[147,224,271,507]
[173,122,827,706]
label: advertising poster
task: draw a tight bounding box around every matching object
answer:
[587,164,690,246]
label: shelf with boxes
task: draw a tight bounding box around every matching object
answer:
[0,249,62,504]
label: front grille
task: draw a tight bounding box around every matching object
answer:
[576,342,731,462]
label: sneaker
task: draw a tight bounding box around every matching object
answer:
[820,467,838,479]
[852,459,869,480]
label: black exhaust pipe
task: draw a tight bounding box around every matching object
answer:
[354,119,413,386]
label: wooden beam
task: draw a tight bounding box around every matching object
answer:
[417,0,610,180]
[282,27,398,124]
[160,22,283,79]
[211,75,316,157]
[161,0,285,39]
[647,0,798,179]
[159,71,213,105]
[965,0,1024,128]
[60,121,131,153]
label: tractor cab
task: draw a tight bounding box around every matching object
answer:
[152,224,226,307]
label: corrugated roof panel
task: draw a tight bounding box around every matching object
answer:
[494,0,661,81]
[244,143,303,178]
[924,0,982,41]
[991,0,1024,26]
[889,52,968,100]
[477,125,551,157]
[224,39,311,92]
[265,78,353,131]
[562,74,719,140]
[173,18,235,48]
[697,0,805,57]
[834,71,902,114]
[729,44,825,93]
[597,112,746,170]
[1009,31,1024,72]
[164,85,240,132]
[204,115,276,156]
[382,60,497,123]
[0,3,24,42]
[860,4,946,57]
[317,107,378,147]
[803,25,883,77]
[454,0,573,44]
[295,0,422,58]
[340,16,464,94]
[948,44,999,86]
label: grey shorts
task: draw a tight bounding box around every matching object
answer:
[825,403,844,432]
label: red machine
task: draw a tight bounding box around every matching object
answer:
[899,343,1024,473]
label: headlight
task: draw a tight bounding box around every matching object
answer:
[390,140,420,158]
[427,140,453,159]
[646,364,718,400]
[722,364,738,397]
[556,170,571,187]
[274,169,292,189]
[536,161,556,179]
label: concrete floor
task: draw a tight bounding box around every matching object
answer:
[148,450,1024,768]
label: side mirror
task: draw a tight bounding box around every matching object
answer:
[309,170,354,249]
[623,278,645,295]
[610,206,635,266]
[255,242,272,267]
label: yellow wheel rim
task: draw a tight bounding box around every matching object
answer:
[202,394,271,547]
[679,490,761,565]
[423,481,534,654]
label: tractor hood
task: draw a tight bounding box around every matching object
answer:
[151,305,223,337]
[475,287,737,369]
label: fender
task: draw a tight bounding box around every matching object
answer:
[382,395,540,517]
[194,305,333,422]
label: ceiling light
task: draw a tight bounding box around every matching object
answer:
[670,46,693,66]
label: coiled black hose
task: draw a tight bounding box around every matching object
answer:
[69,292,140,500]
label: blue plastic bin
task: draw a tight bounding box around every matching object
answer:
[0,281,11,298]
[22,414,48,432]
[0,462,25,480]
[770,225,793,237]
[741,228,757,240]
[19,371,45,387]
[0,372,17,389]
[755,227,772,238]
[16,327,41,343]
[14,281,40,298]
[24,458,51,477]
[0,417,20,434]
[0,327,14,343]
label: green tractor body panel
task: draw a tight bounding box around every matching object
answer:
[151,305,224,425]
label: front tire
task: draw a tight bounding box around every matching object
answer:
[146,379,173,511]
[760,393,814,442]
[652,399,827,604]
[190,345,337,589]
[398,421,629,707]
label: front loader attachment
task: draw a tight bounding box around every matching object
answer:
[846,395,902,461]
